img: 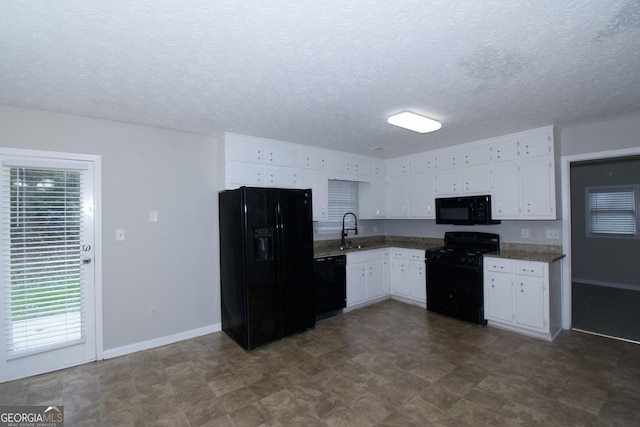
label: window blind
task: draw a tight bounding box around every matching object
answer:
[2,167,85,358]
[587,186,638,236]
[328,179,359,222]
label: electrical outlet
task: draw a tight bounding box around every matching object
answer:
[545,229,560,239]
[150,306,159,319]
[521,229,530,239]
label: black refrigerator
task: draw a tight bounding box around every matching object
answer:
[218,186,316,350]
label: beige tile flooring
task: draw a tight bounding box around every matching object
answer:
[2,299,640,426]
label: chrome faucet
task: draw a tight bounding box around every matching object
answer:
[341,212,358,246]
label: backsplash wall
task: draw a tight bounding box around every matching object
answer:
[314,218,562,246]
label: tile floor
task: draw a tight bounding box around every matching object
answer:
[2,299,640,426]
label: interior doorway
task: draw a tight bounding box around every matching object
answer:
[570,155,640,342]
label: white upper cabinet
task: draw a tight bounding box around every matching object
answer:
[520,132,551,159]
[409,172,436,218]
[264,142,296,167]
[410,151,437,174]
[436,148,462,170]
[492,136,520,162]
[462,143,492,166]
[491,127,557,220]
[297,148,331,170]
[226,133,264,164]
[387,157,411,176]
[351,156,373,176]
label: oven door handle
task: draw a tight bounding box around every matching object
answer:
[426,261,482,271]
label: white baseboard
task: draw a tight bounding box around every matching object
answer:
[102,323,222,360]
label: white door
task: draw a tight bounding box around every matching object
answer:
[0,151,99,383]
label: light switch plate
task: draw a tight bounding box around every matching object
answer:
[116,229,125,241]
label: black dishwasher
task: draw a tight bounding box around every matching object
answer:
[314,255,346,319]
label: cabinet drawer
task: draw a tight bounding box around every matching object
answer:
[515,262,544,277]
[485,258,513,273]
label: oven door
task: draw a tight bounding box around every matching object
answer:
[426,258,486,325]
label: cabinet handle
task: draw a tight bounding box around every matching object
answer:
[520,283,524,292]
[257,150,262,160]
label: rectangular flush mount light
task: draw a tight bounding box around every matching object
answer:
[388,111,441,133]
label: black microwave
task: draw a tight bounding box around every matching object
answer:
[435,195,500,225]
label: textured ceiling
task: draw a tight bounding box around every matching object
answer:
[1,0,640,158]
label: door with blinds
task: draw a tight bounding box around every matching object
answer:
[0,151,99,383]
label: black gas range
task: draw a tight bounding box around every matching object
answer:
[425,232,500,325]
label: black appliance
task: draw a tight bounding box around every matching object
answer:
[218,187,315,350]
[426,232,500,325]
[314,255,346,320]
[435,195,500,225]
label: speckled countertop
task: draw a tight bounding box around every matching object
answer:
[313,236,443,257]
[484,242,565,263]
[314,236,565,263]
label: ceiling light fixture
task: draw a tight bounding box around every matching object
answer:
[387,111,442,133]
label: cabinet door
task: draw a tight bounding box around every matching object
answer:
[462,143,492,166]
[265,166,296,187]
[264,142,295,166]
[296,170,328,220]
[387,158,410,176]
[409,173,436,218]
[346,263,367,307]
[226,135,263,163]
[330,154,352,174]
[485,272,514,323]
[519,132,550,159]
[492,137,519,162]
[372,159,386,177]
[435,169,461,195]
[352,156,373,176]
[463,165,492,194]
[388,176,410,217]
[369,177,388,217]
[492,162,520,218]
[296,148,314,169]
[366,260,385,300]
[311,173,329,221]
[314,150,331,170]
[521,158,554,218]
[382,251,391,294]
[514,276,546,330]
[437,148,462,170]
[391,258,411,297]
[411,152,437,174]
[409,260,426,303]
[226,162,263,187]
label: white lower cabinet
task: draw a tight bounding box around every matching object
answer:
[346,249,390,308]
[484,256,562,340]
[390,248,426,305]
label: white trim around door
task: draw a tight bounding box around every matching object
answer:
[560,146,640,330]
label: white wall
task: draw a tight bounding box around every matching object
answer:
[382,219,563,245]
[0,105,219,352]
[560,113,640,156]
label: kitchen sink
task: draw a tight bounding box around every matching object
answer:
[339,244,366,251]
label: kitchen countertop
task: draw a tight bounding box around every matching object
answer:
[314,236,443,257]
[314,236,565,263]
[484,250,565,263]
